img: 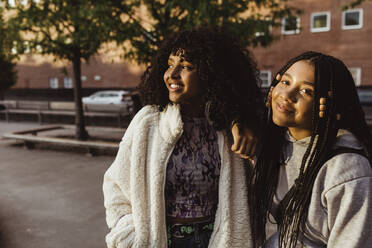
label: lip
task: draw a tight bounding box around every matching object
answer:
[275,101,294,114]
[167,82,184,92]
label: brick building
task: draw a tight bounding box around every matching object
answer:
[14,47,143,90]
[253,0,372,88]
[6,0,372,99]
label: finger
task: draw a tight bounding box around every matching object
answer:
[248,157,255,165]
[248,139,258,158]
[239,154,250,159]
[236,138,248,156]
[231,123,241,152]
[231,136,242,152]
[244,137,254,157]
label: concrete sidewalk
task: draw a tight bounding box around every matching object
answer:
[0,121,122,248]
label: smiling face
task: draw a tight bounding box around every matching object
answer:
[163,51,204,113]
[271,60,315,140]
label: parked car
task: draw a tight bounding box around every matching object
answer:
[357,89,372,120]
[358,89,372,106]
[82,90,139,115]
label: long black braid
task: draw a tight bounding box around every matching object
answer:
[249,51,372,248]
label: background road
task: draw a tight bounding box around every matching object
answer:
[0,121,114,248]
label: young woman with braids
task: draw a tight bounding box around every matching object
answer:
[248,51,372,248]
[103,27,263,248]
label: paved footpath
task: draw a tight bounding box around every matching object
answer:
[0,121,119,248]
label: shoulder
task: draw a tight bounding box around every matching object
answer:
[323,153,371,184]
[317,131,372,190]
[130,105,161,126]
[124,104,183,143]
[132,105,160,122]
[121,105,161,140]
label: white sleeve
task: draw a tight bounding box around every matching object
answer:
[103,106,154,248]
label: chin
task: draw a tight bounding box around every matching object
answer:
[272,116,291,128]
[169,95,180,103]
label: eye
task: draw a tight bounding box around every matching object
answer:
[182,65,194,70]
[300,88,314,96]
[280,80,289,85]
[168,64,174,69]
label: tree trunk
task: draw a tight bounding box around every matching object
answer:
[72,53,89,140]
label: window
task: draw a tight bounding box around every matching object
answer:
[255,17,272,37]
[36,44,42,52]
[94,75,101,81]
[282,16,300,35]
[49,77,59,89]
[342,9,363,30]
[260,70,272,87]
[64,77,73,88]
[11,47,17,54]
[8,0,16,7]
[23,41,30,53]
[349,67,361,86]
[11,41,17,54]
[20,0,28,5]
[311,12,331,32]
[81,75,87,81]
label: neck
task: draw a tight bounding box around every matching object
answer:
[181,103,205,117]
[288,127,312,140]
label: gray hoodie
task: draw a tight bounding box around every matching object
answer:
[265,129,372,248]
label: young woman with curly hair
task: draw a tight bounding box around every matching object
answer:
[103,27,264,248]
[249,51,372,248]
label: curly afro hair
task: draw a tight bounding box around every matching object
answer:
[138,27,264,131]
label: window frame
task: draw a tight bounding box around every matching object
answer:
[49,77,59,89]
[63,77,73,89]
[260,70,272,88]
[281,16,300,35]
[311,11,331,33]
[349,67,361,86]
[342,9,363,30]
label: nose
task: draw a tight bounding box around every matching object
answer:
[170,65,181,79]
[280,86,297,103]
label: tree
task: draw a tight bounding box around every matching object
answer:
[0,55,17,95]
[0,7,17,96]
[6,0,138,140]
[343,0,370,9]
[114,0,301,65]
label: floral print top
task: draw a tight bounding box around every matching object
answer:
[165,116,221,218]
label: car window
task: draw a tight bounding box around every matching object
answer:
[358,90,372,104]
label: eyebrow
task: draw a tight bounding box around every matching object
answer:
[283,72,314,86]
[168,55,193,65]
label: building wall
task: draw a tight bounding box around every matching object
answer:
[10,0,372,92]
[14,45,144,90]
[252,0,372,87]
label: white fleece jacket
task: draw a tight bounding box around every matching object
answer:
[103,104,252,248]
[265,130,372,247]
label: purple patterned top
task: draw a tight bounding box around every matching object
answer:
[165,116,221,218]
